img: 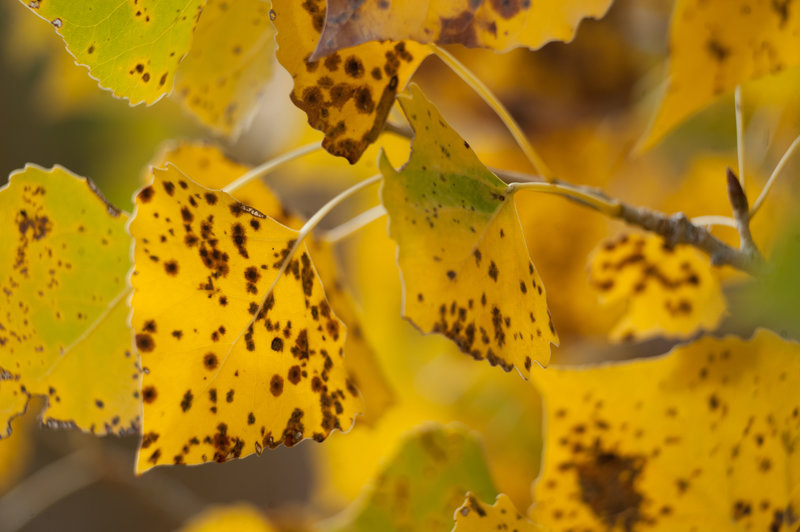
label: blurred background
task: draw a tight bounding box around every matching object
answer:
[1,0,799,530]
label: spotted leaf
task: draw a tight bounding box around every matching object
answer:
[314,0,613,58]
[172,0,275,135]
[323,423,497,531]
[640,0,800,150]
[178,504,277,532]
[453,493,547,531]
[129,165,361,472]
[21,0,205,105]
[530,330,800,531]
[588,233,727,342]
[0,165,139,437]
[380,85,556,377]
[271,0,429,163]
[149,141,394,424]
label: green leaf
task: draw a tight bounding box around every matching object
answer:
[530,329,800,531]
[22,0,205,105]
[0,165,139,437]
[129,164,361,472]
[323,423,497,532]
[380,84,557,377]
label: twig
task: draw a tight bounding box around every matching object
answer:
[750,133,800,218]
[726,167,760,259]
[735,86,746,192]
[493,168,765,276]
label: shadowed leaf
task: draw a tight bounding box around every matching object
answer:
[323,423,497,531]
[588,233,726,342]
[178,504,277,532]
[0,165,139,437]
[129,165,361,472]
[172,0,275,135]
[380,85,557,377]
[271,0,428,163]
[530,329,800,531]
[314,0,613,58]
[640,0,800,150]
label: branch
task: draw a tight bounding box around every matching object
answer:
[495,169,766,276]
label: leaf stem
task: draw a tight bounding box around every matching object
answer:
[735,86,746,192]
[749,132,800,219]
[507,181,621,216]
[324,204,387,243]
[429,44,552,180]
[222,141,322,194]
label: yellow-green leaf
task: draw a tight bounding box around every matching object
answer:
[129,165,361,472]
[0,165,139,436]
[587,233,727,342]
[178,504,277,532]
[314,0,613,57]
[173,0,276,135]
[22,0,205,105]
[640,0,800,150]
[453,493,546,531]
[272,0,429,163]
[380,85,556,377]
[149,141,394,424]
[530,329,800,531]
[323,423,497,532]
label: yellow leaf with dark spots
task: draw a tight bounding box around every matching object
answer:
[21,0,205,105]
[147,141,394,424]
[172,0,275,135]
[0,165,139,437]
[588,233,726,342]
[640,0,800,150]
[314,0,613,58]
[129,164,361,472]
[453,493,547,531]
[530,329,800,531]
[380,85,557,377]
[272,0,429,163]
[323,423,497,532]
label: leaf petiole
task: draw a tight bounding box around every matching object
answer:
[749,133,800,219]
[506,181,621,216]
[222,141,322,194]
[735,86,746,192]
[324,204,388,243]
[429,44,552,180]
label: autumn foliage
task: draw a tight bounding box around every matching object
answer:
[1,0,799,531]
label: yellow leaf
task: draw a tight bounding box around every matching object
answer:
[314,0,613,57]
[322,423,497,532]
[148,141,394,424]
[172,0,276,135]
[530,329,800,531]
[0,165,140,437]
[0,382,32,494]
[178,504,277,532]
[129,165,362,472]
[588,233,727,342]
[380,85,557,377]
[640,0,800,150]
[453,493,546,531]
[21,0,205,106]
[271,0,429,163]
